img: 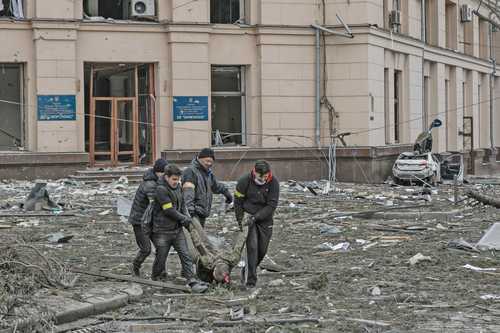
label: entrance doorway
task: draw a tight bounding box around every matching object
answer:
[85,63,156,167]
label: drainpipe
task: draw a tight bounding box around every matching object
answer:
[315,27,321,147]
[311,23,353,148]
[421,0,426,130]
[489,12,496,156]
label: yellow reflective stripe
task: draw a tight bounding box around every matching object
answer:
[162,202,173,210]
[235,190,245,198]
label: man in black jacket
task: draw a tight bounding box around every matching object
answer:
[151,164,195,285]
[128,158,167,277]
[182,148,232,227]
[234,160,280,288]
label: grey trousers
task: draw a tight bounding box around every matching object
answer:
[151,229,194,281]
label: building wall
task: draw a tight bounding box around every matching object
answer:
[0,0,498,159]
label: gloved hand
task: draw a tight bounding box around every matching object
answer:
[195,206,209,218]
[180,216,192,228]
[244,215,256,227]
[225,192,233,204]
[225,201,234,213]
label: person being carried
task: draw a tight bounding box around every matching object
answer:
[151,164,206,292]
[234,160,280,288]
[182,148,233,227]
[128,158,167,277]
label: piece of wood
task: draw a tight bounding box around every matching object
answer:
[98,315,200,322]
[212,317,320,327]
[0,212,75,217]
[71,268,190,292]
[465,190,500,208]
[260,270,327,276]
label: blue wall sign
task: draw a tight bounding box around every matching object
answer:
[173,96,208,121]
[37,95,76,121]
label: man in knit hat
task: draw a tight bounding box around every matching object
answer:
[128,158,168,277]
[182,148,233,227]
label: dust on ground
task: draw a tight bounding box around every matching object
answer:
[0,177,499,332]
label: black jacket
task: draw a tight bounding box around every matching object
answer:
[152,178,189,233]
[234,173,280,223]
[128,169,158,226]
[182,159,231,218]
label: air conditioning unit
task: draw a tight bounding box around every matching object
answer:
[131,0,155,17]
[389,10,401,27]
[460,4,473,22]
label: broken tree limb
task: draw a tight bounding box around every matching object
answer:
[71,269,190,292]
[465,189,500,208]
[260,270,328,276]
[212,317,320,327]
[0,212,76,217]
[98,315,201,322]
[300,204,433,224]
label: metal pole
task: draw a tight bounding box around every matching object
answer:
[315,27,321,147]
[453,175,458,205]
[489,14,496,155]
[421,0,426,131]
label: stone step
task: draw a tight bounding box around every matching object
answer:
[75,167,149,176]
[69,169,147,183]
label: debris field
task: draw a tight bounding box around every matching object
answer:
[1,176,499,332]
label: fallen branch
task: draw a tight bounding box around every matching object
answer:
[260,270,328,276]
[71,269,190,292]
[0,212,75,218]
[212,317,320,327]
[465,190,500,208]
[305,204,433,224]
[98,315,200,322]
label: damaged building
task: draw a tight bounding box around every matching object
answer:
[1,0,500,180]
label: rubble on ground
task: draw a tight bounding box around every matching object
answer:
[0,177,499,332]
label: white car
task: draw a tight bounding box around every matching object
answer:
[392,152,441,185]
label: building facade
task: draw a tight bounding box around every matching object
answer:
[0,0,499,177]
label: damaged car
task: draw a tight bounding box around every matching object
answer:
[393,119,443,185]
[393,152,441,185]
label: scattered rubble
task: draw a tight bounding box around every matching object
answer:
[1,177,500,332]
[408,253,432,266]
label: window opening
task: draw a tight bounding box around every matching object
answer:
[211,66,246,146]
[0,0,24,19]
[0,63,23,150]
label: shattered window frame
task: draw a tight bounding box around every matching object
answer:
[210,0,245,24]
[211,65,247,146]
[83,0,158,22]
[0,0,25,19]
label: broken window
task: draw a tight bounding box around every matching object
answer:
[0,63,23,150]
[384,68,390,144]
[394,70,402,143]
[83,0,156,21]
[211,66,246,146]
[0,0,24,19]
[211,0,244,24]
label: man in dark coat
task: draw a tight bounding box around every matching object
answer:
[182,148,233,227]
[151,164,197,288]
[128,158,167,277]
[234,160,280,288]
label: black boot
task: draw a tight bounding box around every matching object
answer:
[131,264,140,277]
